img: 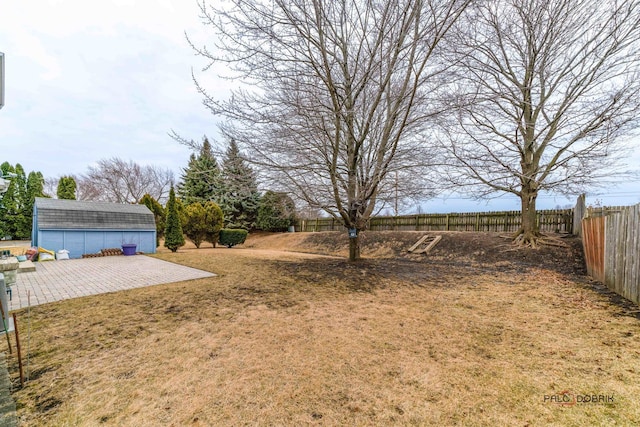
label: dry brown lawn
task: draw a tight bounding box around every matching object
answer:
[6,232,640,426]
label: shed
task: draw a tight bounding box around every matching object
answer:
[32,198,157,259]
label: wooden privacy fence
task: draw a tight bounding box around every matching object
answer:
[296,209,573,233]
[581,215,605,282]
[582,204,640,305]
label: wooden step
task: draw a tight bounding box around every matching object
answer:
[407,235,429,253]
[408,235,442,254]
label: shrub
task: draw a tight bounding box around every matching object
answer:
[219,228,248,248]
[183,202,208,248]
[203,201,224,247]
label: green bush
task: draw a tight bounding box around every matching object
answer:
[183,202,208,248]
[203,201,224,247]
[219,228,248,248]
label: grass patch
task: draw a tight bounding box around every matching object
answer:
[6,234,640,426]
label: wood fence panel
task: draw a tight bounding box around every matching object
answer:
[296,209,573,234]
[604,212,623,295]
[604,205,640,305]
[629,206,640,304]
[582,216,605,282]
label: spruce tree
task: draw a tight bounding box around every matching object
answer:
[178,137,223,205]
[57,176,77,200]
[257,191,296,232]
[220,139,261,230]
[164,186,185,252]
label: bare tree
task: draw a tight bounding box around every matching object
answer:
[79,158,174,204]
[44,174,104,201]
[43,177,58,198]
[439,0,640,247]
[189,0,471,260]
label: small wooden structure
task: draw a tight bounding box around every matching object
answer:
[32,198,156,259]
[407,234,442,254]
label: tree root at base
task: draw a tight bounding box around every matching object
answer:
[511,230,570,248]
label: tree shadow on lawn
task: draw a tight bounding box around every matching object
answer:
[268,243,639,320]
[285,231,588,278]
[270,256,539,292]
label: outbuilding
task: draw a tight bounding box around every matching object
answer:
[32,198,157,259]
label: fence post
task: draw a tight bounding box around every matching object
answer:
[571,193,586,236]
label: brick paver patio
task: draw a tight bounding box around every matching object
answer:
[9,255,216,310]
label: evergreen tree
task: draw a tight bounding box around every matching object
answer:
[174,196,188,229]
[0,163,25,239]
[0,162,16,239]
[24,171,46,234]
[13,164,31,239]
[26,172,46,202]
[203,201,224,247]
[57,176,77,200]
[257,191,296,232]
[140,193,166,247]
[164,186,185,252]
[178,137,223,205]
[183,202,208,248]
[0,164,46,240]
[219,139,261,230]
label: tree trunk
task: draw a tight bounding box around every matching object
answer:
[349,233,361,261]
[514,190,541,247]
[346,204,362,261]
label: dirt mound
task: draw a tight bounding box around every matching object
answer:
[244,231,586,277]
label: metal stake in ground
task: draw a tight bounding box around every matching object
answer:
[26,290,31,381]
[12,313,23,386]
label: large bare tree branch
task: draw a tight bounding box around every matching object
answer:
[190,0,471,259]
[440,0,640,246]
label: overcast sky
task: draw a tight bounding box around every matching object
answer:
[1,1,219,178]
[1,0,639,213]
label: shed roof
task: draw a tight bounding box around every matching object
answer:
[34,198,156,230]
